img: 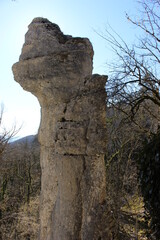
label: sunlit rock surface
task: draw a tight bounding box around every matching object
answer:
[13,18,115,240]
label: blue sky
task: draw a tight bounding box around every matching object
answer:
[0,0,139,137]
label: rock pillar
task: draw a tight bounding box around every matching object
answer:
[12,18,110,240]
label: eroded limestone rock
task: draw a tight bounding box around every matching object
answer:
[12,18,114,240]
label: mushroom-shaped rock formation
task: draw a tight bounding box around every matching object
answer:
[12,18,114,240]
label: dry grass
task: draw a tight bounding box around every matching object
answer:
[0,196,40,240]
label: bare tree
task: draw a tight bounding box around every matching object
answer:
[0,135,41,240]
[105,104,150,239]
[101,0,160,132]
[102,0,160,238]
[0,105,18,156]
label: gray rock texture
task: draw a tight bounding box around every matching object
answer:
[12,18,114,240]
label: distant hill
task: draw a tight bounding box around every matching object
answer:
[10,134,39,148]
